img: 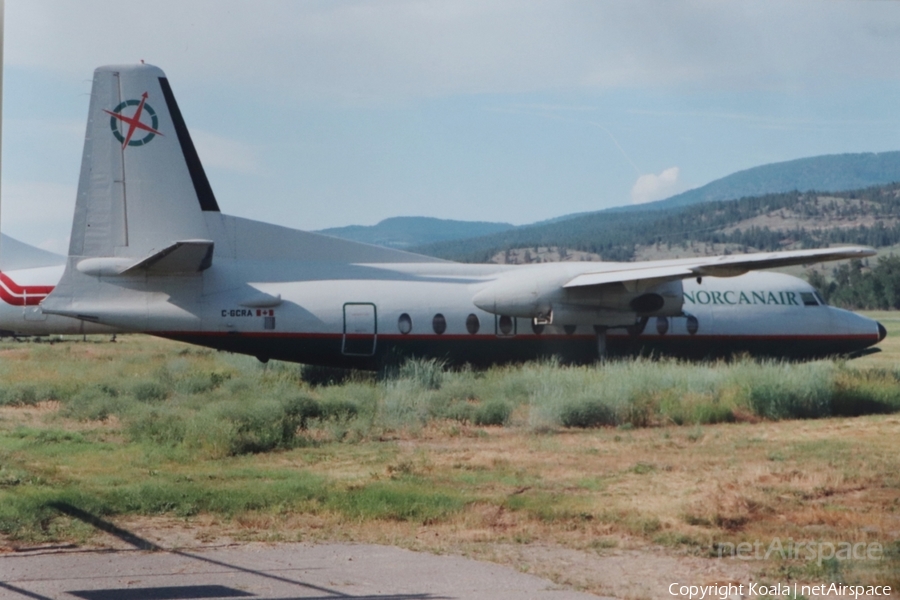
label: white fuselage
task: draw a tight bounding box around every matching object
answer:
[130,258,881,367]
[0,237,881,361]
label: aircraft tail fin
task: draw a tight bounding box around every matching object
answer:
[69,64,216,261]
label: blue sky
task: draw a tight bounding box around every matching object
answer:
[4,0,900,252]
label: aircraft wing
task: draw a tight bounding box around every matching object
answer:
[563,246,875,288]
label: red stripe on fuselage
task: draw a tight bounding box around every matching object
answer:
[155,331,879,342]
[0,271,55,306]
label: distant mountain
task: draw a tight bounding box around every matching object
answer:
[621,150,900,213]
[316,216,514,249]
[412,182,900,263]
[317,151,900,254]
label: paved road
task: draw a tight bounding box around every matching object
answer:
[0,543,610,600]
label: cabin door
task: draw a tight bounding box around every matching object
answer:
[342,303,377,356]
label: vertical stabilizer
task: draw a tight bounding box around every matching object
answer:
[70,64,218,260]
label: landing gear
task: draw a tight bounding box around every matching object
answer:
[594,325,608,361]
[625,316,649,337]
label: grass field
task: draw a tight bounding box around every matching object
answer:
[1,314,898,598]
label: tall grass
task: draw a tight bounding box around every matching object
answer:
[4,344,900,454]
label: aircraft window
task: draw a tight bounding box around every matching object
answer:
[564,324,577,335]
[532,320,544,335]
[466,313,480,334]
[398,313,412,334]
[814,291,827,305]
[686,315,699,335]
[498,315,514,335]
[432,313,447,335]
[656,316,668,335]
[800,292,819,306]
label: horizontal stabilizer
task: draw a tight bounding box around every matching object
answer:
[76,240,214,276]
[122,240,214,274]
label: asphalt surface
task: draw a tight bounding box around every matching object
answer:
[0,543,611,600]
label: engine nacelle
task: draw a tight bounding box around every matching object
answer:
[564,278,684,316]
[472,270,684,324]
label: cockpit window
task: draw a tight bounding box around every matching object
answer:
[800,292,819,306]
[814,291,827,306]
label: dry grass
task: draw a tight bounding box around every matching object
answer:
[1,329,899,597]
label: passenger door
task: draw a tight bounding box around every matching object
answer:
[342,303,377,356]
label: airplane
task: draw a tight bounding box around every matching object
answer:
[32,63,884,368]
[0,234,117,337]
[0,1,114,338]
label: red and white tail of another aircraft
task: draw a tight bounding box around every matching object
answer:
[31,63,883,366]
[0,235,116,336]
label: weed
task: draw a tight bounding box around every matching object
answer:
[630,462,656,475]
[327,482,463,523]
[590,537,618,551]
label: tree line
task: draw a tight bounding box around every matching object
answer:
[808,256,900,310]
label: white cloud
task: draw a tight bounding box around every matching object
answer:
[7,0,900,105]
[631,167,680,205]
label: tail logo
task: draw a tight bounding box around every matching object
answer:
[104,92,163,148]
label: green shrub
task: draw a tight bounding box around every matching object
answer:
[281,394,323,428]
[175,371,231,395]
[215,400,299,455]
[126,406,188,447]
[473,400,512,426]
[831,369,900,416]
[319,399,359,421]
[724,361,831,419]
[558,398,616,428]
[673,400,736,425]
[397,358,445,390]
[436,401,476,423]
[379,379,431,430]
[131,380,169,402]
[0,383,65,406]
[62,384,122,421]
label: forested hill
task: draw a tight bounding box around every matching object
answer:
[621,150,900,213]
[412,182,900,263]
[316,151,900,250]
[316,216,513,249]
